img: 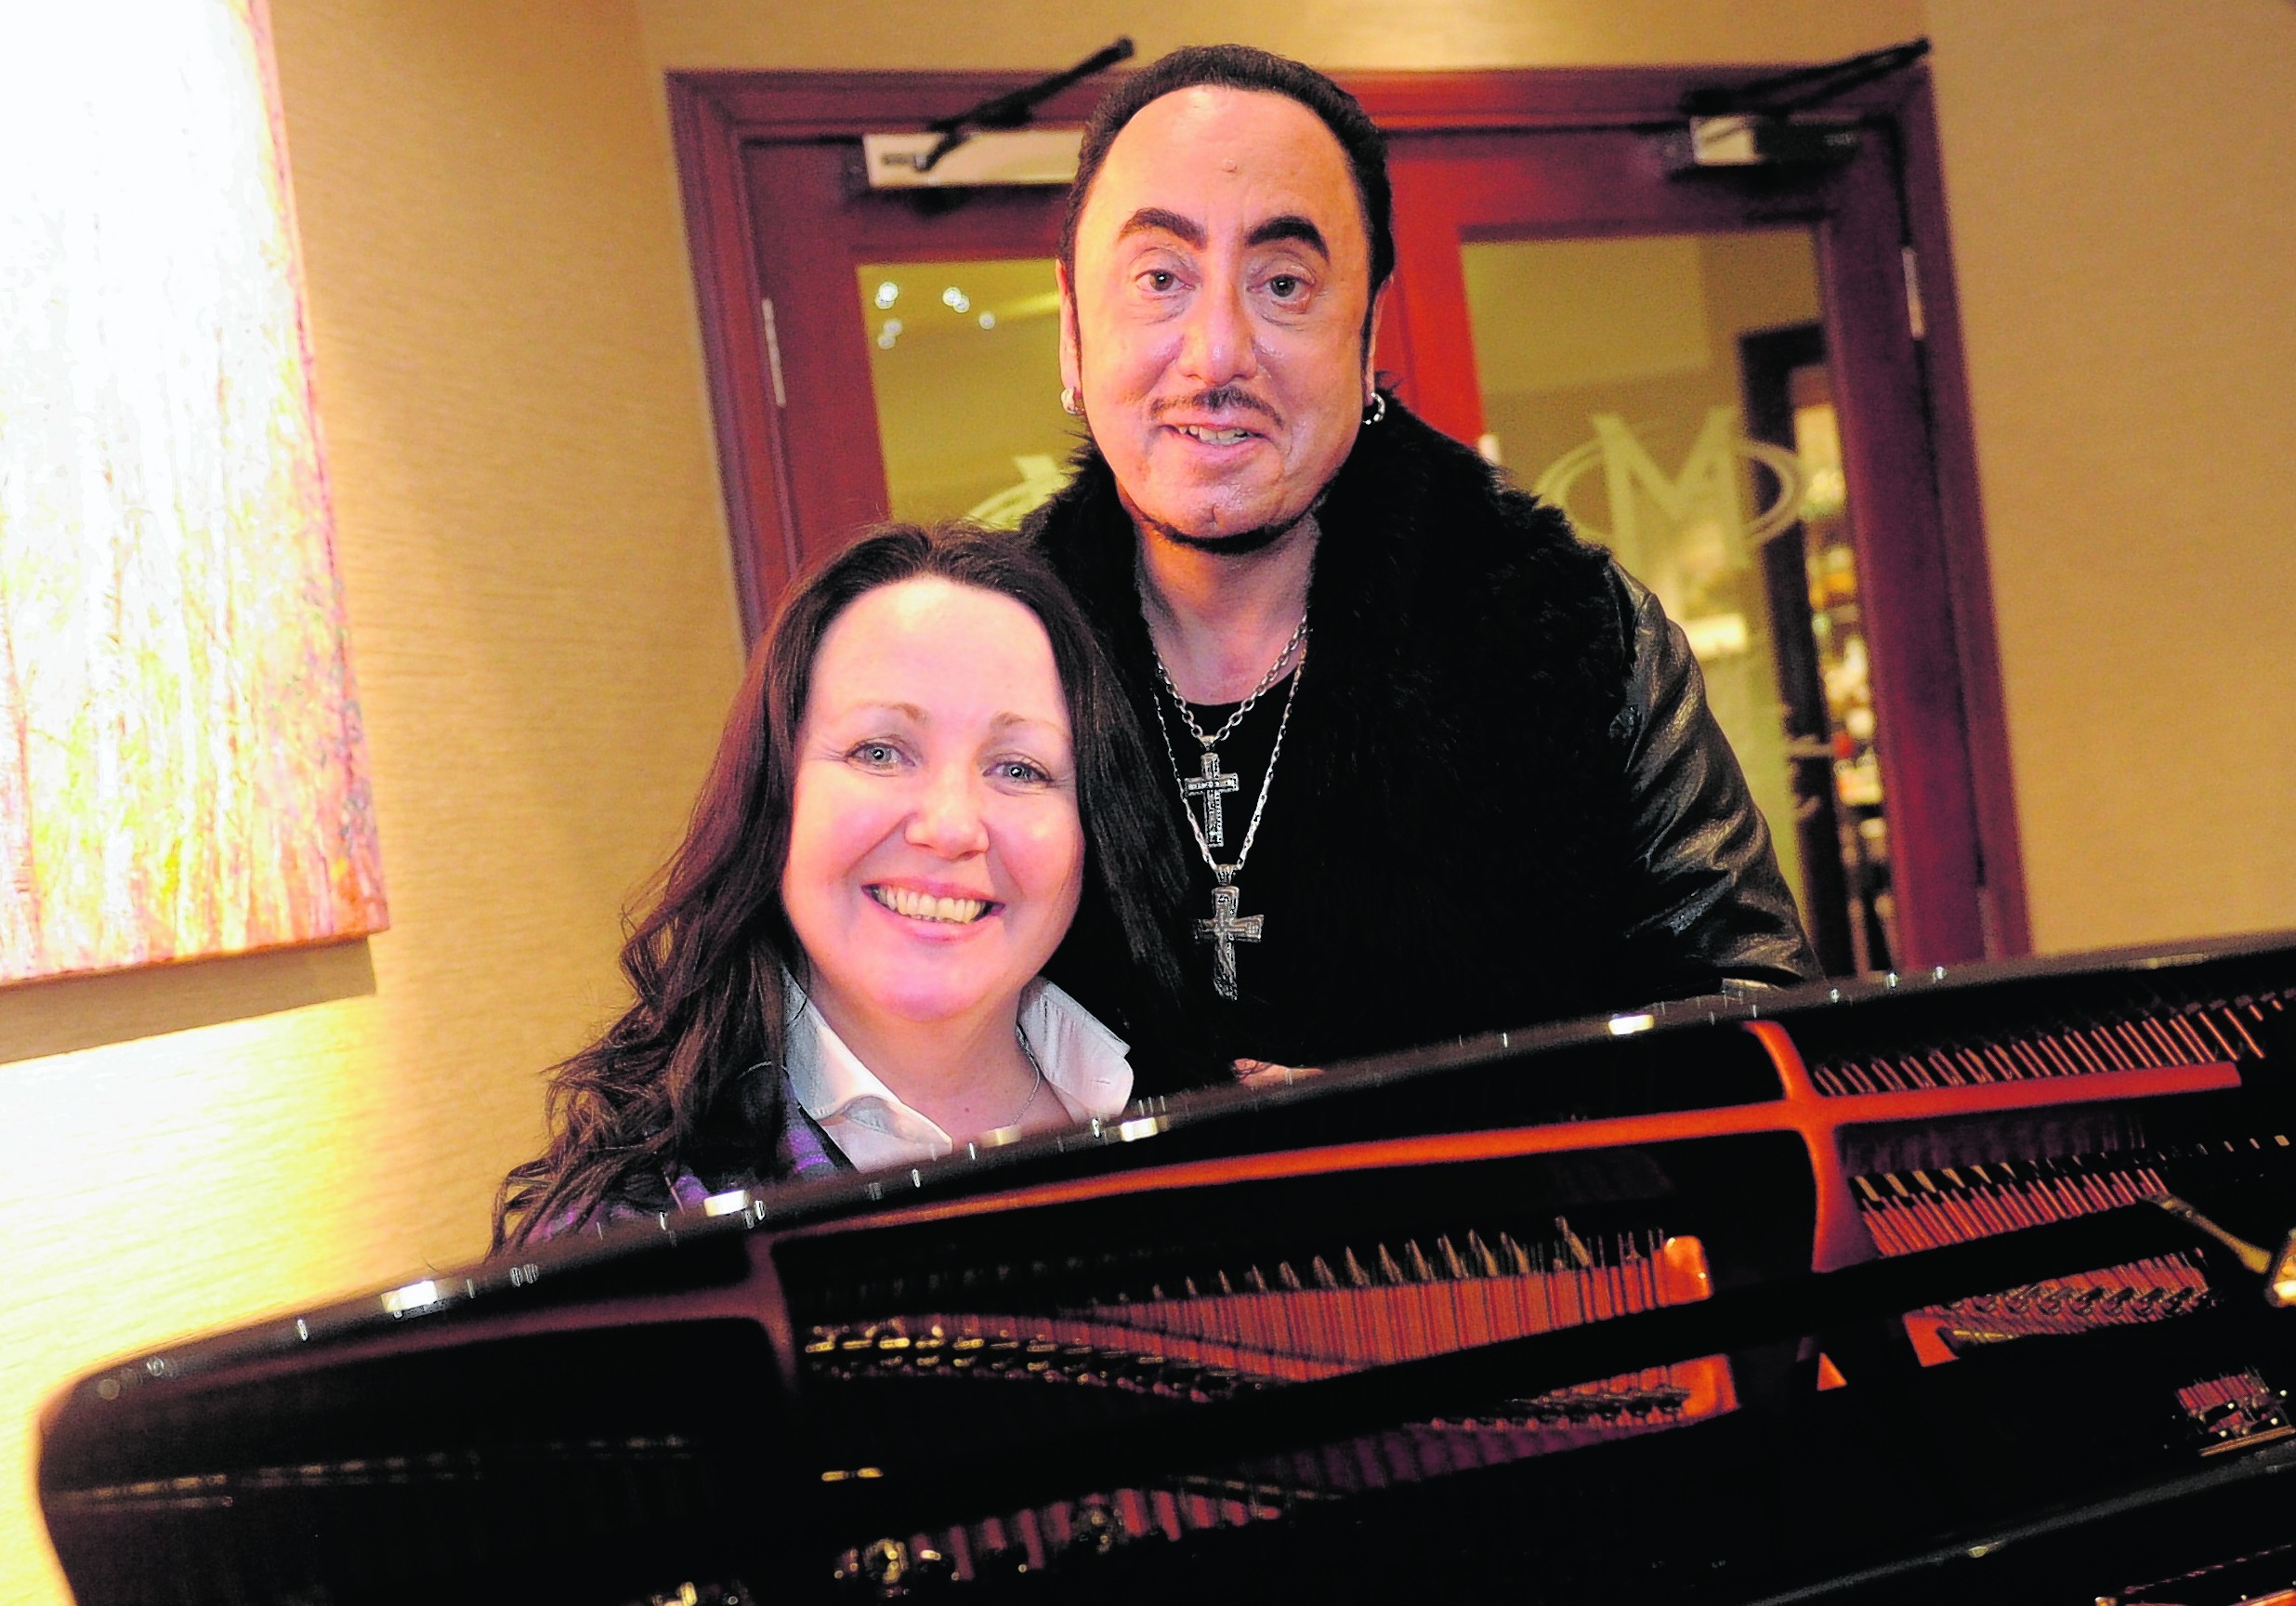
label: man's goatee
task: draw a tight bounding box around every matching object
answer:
[1144,509,1313,558]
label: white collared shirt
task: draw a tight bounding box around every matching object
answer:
[782,979,1133,1174]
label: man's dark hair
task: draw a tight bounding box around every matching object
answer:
[1059,45,1395,299]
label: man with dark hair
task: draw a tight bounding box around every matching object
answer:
[1031,45,1815,1071]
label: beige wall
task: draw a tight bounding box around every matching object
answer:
[10,1,2295,1598]
[1922,0,2296,951]
[4,0,741,1598]
[636,0,1922,72]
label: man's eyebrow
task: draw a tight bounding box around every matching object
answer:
[1246,215,1330,260]
[1117,206,1207,248]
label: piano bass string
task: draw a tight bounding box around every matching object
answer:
[815,1222,1732,1586]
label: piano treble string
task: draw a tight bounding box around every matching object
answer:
[1804,994,2278,1099]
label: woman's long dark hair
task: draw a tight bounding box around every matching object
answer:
[494,523,1188,1247]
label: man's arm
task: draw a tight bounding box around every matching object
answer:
[1607,562,1820,994]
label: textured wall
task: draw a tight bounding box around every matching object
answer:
[1922,0,2296,951]
[636,0,1923,72]
[3,1,740,1598]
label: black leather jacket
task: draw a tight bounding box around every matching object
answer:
[1608,562,1818,994]
[1033,400,1817,1074]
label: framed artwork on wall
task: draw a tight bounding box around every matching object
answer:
[0,0,387,987]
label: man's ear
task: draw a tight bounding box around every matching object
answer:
[1362,281,1390,402]
[1056,259,1082,397]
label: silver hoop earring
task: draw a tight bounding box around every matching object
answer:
[1061,386,1084,418]
[1361,392,1387,426]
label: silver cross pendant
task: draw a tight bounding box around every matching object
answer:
[1194,871,1263,1002]
[1179,747,1240,849]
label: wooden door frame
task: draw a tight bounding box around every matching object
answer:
[665,62,2028,964]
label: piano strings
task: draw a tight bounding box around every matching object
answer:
[815,1224,1737,1585]
[806,1223,1715,1386]
[1802,990,2277,1097]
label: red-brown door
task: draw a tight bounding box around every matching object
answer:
[670,65,2024,971]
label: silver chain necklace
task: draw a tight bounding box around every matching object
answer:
[1151,610,1309,749]
[1150,612,1308,852]
[1148,626,1307,1002]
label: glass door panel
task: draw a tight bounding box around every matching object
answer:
[1461,230,1894,975]
[738,138,1069,584]
[856,257,1082,528]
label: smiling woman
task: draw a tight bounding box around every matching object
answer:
[493,524,1192,1246]
[781,577,1089,1144]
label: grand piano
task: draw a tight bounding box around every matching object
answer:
[38,933,2296,1604]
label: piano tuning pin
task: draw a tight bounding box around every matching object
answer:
[1184,1277,1201,1300]
[1405,1241,1437,1282]
[836,1537,922,1594]
[1376,1244,1409,1285]
[1344,1248,1375,1288]
[1554,1218,1594,1270]
[1312,1256,1341,1291]
[1217,1270,1236,1297]
[1245,1265,1269,1295]
[1066,1503,1122,1560]
[1437,1236,1471,1280]
[1465,1232,1502,1278]
[1278,1261,1305,1292]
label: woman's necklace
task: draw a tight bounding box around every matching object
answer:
[1147,613,1308,1003]
[977,1025,1046,1147]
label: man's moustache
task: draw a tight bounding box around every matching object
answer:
[1153,386,1279,424]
